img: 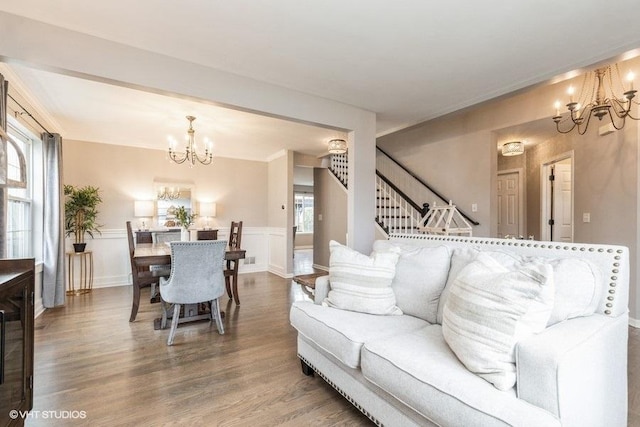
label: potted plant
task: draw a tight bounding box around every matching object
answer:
[174,205,196,241]
[64,184,102,252]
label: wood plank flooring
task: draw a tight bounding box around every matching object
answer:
[26,249,640,426]
[28,270,369,426]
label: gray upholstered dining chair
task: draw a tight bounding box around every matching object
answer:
[159,240,227,345]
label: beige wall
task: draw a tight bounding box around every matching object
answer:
[267,152,293,229]
[378,130,493,236]
[62,139,269,230]
[378,57,640,321]
[313,168,347,268]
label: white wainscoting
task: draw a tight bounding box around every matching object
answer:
[63,226,279,289]
[267,228,288,278]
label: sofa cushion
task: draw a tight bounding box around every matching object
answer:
[290,301,427,369]
[436,247,601,327]
[442,252,555,390]
[324,240,402,315]
[546,257,600,326]
[361,325,560,427]
[373,240,451,323]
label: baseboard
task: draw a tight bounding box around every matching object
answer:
[629,317,640,329]
[35,297,45,318]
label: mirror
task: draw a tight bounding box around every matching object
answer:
[154,183,194,228]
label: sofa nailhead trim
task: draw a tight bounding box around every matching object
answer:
[298,355,384,426]
[390,234,622,317]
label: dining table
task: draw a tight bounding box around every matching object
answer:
[132,242,246,329]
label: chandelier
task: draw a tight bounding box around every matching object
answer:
[501,141,524,156]
[167,115,213,165]
[157,187,180,201]
[552,64,637,135]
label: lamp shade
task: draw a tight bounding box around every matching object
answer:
[134,200,155,217]
[199,202,217,217]
[501,141,524,156]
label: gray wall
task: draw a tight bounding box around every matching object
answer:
[313,168,347,269]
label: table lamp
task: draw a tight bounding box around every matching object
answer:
[199,202,217,230]
[134,200,155,230]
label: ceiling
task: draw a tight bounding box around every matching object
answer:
[1,1,640,161]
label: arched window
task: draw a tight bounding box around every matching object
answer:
[7,135,27,188]
[6,125,32,258]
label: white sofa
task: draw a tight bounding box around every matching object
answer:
[289,235,629,427]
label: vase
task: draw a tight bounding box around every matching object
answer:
[73,243,87,253]
[180,229,190,241]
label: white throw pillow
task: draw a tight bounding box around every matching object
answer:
[437,247,521,324]
[324,240,402,315]
[377,244,451,322]
[442,252,555,391]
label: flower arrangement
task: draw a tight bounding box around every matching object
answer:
[175,205,196,230]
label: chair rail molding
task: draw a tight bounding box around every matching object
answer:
[67,226,271,289]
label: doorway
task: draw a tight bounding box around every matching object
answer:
[497,169,524,238]
[541,155,573,242]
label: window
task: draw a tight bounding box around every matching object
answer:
[294,193,314,233]
[6,125,33,258]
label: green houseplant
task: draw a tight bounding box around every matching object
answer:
[175,205,196,230]
[64,184,102,252]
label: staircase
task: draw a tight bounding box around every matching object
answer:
[328,148,479,236]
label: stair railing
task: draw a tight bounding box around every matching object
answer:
[376,146,479,226]
[329,153,348,187]
[376,171,424,235]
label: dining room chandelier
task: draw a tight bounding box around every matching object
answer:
[167,115,213,166]
[552,64,638,135]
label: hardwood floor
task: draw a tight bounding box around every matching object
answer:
[28,270,369,426]
[27,252,640,426]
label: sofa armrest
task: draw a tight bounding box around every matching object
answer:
[516,313,628,427]
[313,275,330,305]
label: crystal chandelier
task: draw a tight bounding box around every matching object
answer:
[327,138,347,154]
[501,141,524,156]
[552,64,638,135]
[167,116,213,165]
[157,187,180,201]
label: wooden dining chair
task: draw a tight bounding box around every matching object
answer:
[159,241,227,345]
[127,221,170,322]
[225,221,243,304]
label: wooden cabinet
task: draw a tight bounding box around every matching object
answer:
[197,230,218,240]
[0,259,34,427]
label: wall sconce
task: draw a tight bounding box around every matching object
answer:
[134,200,155,230]
[199,201,217,230]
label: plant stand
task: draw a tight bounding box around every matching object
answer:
[66,251,93,295]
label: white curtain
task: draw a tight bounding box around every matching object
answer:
[42,133,65,307]
[0,75,7,258]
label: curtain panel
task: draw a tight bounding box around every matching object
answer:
[42,133,65,307]
[0,75,7,258]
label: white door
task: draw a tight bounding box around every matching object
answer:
[497,172,520,238]
[553,160,573,242]
[542,158,573,242]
